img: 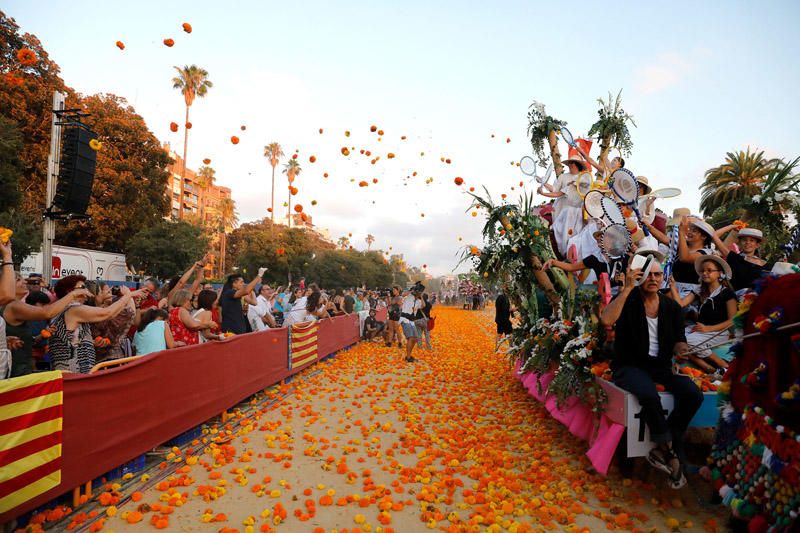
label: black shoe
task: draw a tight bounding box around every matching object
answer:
[405,356,416,362]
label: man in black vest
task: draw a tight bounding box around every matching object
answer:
[600,260,702,489]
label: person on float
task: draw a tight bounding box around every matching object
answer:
[669,255,736,373]
[600,259,701,490]
[538,156,587,256]
[635,176,658,232]
[709,226,769,293]
[672,216,714,299]
[543,221,628,292]
[573,143,624,177]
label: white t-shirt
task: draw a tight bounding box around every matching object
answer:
[646,316,659,357]
[247,303,268,332]
[283,296,308,326]
[401,294,416,315]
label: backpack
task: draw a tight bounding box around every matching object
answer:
[388,303,401,321]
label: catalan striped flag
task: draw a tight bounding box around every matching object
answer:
[290,322,319,369]
[0,372,63,514]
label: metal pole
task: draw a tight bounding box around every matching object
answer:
[43,91,66,286]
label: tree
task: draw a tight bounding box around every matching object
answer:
[56,93,172,252]
[337,236,351,249]
[172,64,212,218]
[195,165,215,224]
[527,101,567,175]
[0,114,23,212]
[0,10,72,217]
[264,142,284,227]
[587,90,636,175]
[126,220,209,279]
[0,209,40,267]
[365,234,375,250]
[282,159,301,227]
[700,148,779,217]
[216,197,238,275]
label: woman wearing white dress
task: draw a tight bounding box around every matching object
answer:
[539,157,587,256]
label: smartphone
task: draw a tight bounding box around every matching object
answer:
[630,254,647,271]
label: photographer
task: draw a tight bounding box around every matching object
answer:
[363,308,385,341]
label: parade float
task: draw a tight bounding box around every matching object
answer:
[465,94,800,531]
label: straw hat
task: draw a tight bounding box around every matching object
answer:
[738,228,763,241]
[635,176,652,195]
[634,245,666,263]
[688,217,716,238]
[667,207,691,226]
[562,156,587,172]
[694,254,732,280]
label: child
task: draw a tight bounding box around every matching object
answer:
[133,308,177,355]
[669,255,736,373]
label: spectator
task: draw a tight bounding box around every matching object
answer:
[25,291,52,369]
[168,289,216,346]
[220,268,265,334]
[363,308,385,340]
[50,276,142,374]
[385,287,403,347]
[283,287,310,326]
[669,256,736,373]
[25,273,54,302]
[399,311,419,363]
[495,291,512,350]
[600,261,702,489]
[133,308,177,355]
[332,288,347,315]
[88,282,136,361]
[305,284,328,320]
[192,289,222,343]
[414,291,433,351]
[248,285,277,331]
[2,272,92,377]
[344,289,356,314]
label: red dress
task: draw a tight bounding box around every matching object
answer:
[169,307,198,345]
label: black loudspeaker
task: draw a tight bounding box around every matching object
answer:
[53,126,97,215]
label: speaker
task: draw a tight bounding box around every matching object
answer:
[54,126,97,214]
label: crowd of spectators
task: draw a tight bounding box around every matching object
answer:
[0,242,437,378]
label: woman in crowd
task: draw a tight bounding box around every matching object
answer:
[538,157,587,256]
[354,290,364,313]
[673,216,714,298]
[2,272,92,377]
[87,282,136,361]
[669,256,736,373]
[415,292,433,351]
[283,287,310,326]
[331,288,347,316]
[133,308,178,355]
[711,225,768,293]
[49,276,143,374]
[305,284,328,321]
[192,289,223,343]
[168,289,217,346]
[219,268,265,334]
[248,285,276,331]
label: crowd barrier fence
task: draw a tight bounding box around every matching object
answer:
[0,308,386,524]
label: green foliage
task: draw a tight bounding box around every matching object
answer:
[126,219,209,279]
[526,101,565,165]
[587,90,636,156]
[0,114,23,212]
[0,209,41,267]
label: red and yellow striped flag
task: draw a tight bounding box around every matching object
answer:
[290,322,319,369]
[0,371,63,514]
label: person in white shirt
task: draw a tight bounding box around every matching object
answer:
[399,288,422,362]
[249,285,277,331]
[539,157,587,256]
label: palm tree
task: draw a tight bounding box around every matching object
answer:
[264,142,284,228]
[282,159,302,227]
[217,197,238,276]
[365,234,375,250]
[700,148,779,216]
[195,165,216,224]
[172,65,213,219]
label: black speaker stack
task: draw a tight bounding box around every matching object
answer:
[52,124,97,216]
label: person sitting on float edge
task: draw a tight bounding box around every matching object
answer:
[600,259,702,490]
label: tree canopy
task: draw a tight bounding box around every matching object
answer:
[126,219,209,279]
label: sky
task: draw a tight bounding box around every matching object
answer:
[6,1,800,276]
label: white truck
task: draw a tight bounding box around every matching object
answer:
[21,245,129,282]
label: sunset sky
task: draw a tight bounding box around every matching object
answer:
[6,0,800,274]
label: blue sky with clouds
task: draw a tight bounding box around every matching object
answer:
[6,0,800,275]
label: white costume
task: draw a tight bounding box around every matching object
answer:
[551,172,585,256]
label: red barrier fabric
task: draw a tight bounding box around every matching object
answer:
[375,307,387,322]
[291,315,360,376]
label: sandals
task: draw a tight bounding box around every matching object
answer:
[405,356,416,363]
[647,447,686,489]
